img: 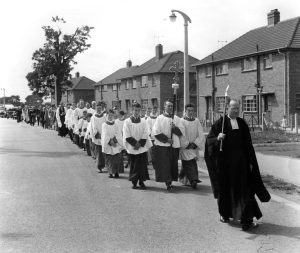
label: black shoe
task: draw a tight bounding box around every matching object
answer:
[132,184,138,189]
[114,173,119,178]
[166,184,173,191]
[98,169,103,173]
[139,181,146,189]
[220,216,230,223]
[191,181,197,189]
[242,222,259,231]
[109,174,113,178]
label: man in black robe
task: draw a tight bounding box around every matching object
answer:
[205,99,270,231]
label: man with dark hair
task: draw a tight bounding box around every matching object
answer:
[179,103,203,189]
[205,99,270,231]
[123,103,152,189]
[152,101,184,191]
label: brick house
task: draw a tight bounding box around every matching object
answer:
[95,44,199,114]
[61,72,96,104]
[194,9,300,126]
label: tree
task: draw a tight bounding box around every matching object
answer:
[0,95,21,106]
[26,16,93,104]
[25,94,43,106]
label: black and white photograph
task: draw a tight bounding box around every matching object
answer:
[1,0,300,252]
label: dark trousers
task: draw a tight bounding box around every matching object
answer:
[95,144,105,171]
[85,139,91,156]
[74,134,80,146]
[69,129,74,141]
[79,136,85,149]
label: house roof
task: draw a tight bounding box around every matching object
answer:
[68,76,96,90]
[134,51,199,76]
[193,16,300,66]
[97,66,140,85]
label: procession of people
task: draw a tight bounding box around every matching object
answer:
[14,97,270,232]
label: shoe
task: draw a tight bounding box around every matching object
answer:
[109,174,113,178]
[191,181,197,189]
[132,184,138,189]
[220,216,230,223]
[139,181,146,189]
[114,173,119,178]
[166,185,173,191]
[98,169,102,173]
[242,222,259,231]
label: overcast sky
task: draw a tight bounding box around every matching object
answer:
[1,0,300,101]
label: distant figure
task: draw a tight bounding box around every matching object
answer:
[280,115,287,130]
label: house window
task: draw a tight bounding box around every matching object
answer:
[141,76,148,87]
[242,95,257,112]
[112,84,117,91]
[103,84,108,92]
[296,93,300,110]
[215,62,228,75]
[263,54,273,69]
[241,57,257,71]
[125,99,131,111]
[148,75,154,86]
[153,74,159,86]
[132,79,137,89]
[216,96,226,112]
[206,65,212,77]
[141,99,148,109]
[112,100,121,109]
[125,80,130,90]
[151,98,158,107]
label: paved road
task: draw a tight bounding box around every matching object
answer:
[0,118,300,253]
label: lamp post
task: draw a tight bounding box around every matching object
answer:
[0,88,5,108]
[170,10,191,108]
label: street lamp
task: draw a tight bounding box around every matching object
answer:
[169,9,191,108]
[0,88,6,108]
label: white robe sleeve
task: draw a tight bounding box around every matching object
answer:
[194,119,204,150]
[56,108,62,128]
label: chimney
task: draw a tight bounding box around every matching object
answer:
[155,44,163,60]
[268,9,280,26]
[126,60,132,68]
[75,72,80,78]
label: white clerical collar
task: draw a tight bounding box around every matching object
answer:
[228,115,239,129]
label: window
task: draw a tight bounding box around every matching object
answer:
[132,79,137,89]
[216,96,226,112]
[242,95,257,112]
[125,99,131,111]
[112,100,121,109]
[103,84,108,92]
[141,76,148,87]
[141,99,148,109]
[263,54,273,69]
[153,74,159,86]
[215,63,228,75]
[241,57,257,71]
[112,84,117,91]
[125,80,130,90]
[296,94,300,110]
[151,98,158,107]
[206,65,212,77]
[148,75,154,86]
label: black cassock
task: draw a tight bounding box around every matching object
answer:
[58,106,68,137]
[205,116,270,223]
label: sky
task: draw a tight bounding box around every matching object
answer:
[1,0,300,101]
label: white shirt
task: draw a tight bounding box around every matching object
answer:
[90,113,106,145]
[228,116,239,130]
[146,115,157,140]
[73,107,86,134]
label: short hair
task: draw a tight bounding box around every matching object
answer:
[164,100,173,107]
[132,102,141,109]
[97,101,106,107]
[108,109,115,114]
[87,113,93,118]
[83,110,87,113]
[185,103,195,110]
[119,110,125,115]
[152,106,158,110]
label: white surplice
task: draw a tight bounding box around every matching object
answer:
[123,117,152,155]
[101,121,123,155]
[152,114,184,148]
[179,117,204,160]
[90,113,106,145]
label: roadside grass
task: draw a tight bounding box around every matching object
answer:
[251,129,300,144]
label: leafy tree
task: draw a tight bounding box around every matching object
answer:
[25,94,43,106]
[0,95,21,106]
[26,16,93,104]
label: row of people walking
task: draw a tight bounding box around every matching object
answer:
[29,98,270,232]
